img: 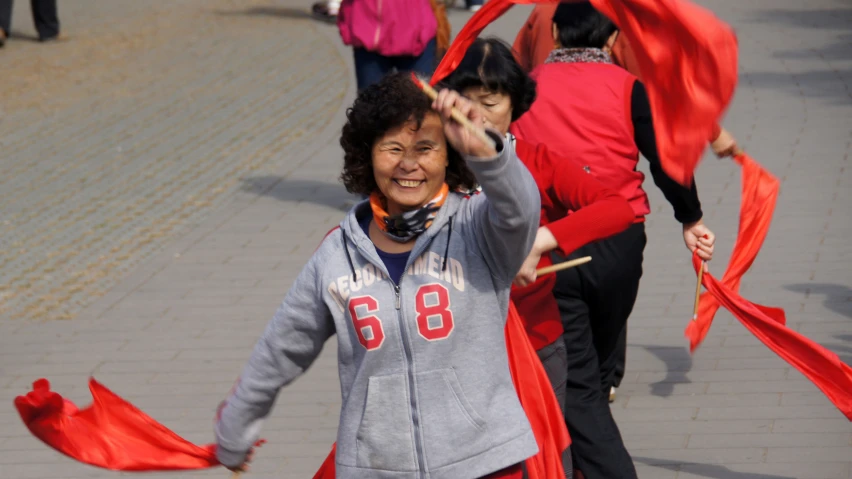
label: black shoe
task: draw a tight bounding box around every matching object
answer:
[38,33,62,43]
[311,2,337,22]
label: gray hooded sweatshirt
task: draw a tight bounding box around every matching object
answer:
[216,132,541,478]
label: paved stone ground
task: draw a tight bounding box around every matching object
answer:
[0,0,348,322]
[0,0,850,478]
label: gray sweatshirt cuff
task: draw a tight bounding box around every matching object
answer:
[462,129,506,163]
[217,444,249,469]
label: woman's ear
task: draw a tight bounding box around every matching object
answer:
[551,23,560,47]
[603,30,619,55]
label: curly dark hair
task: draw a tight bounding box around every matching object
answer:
[439,37,537,121]
[339,72,477,196]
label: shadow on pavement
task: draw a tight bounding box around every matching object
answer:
[745,7,852,30]
[634,345,693,398]
[742,69,852,105]
[213,6,326,21]
[774,33,852,61]
[239,176,356,213]
[741,7,852,103]
[5,30,40,42]
[828,334,852,366]
[782,283,852,364]
[633,456,794,479]
[784,283,852,319]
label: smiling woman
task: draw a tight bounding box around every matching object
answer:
[371,115,450,217]
[340,75,477,203]
[215,72,543,478]
[339,73,481,258]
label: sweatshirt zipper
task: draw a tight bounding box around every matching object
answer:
[392,277,427,478]
[349,217,448,477]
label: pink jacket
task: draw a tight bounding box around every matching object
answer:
[337,0,437,57]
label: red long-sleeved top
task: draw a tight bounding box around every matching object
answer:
[511,138,634,350]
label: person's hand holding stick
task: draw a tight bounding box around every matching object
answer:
[410,73,497,153]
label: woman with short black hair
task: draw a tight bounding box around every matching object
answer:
[550,2,616,49]
[442,37,636,478]
[511,3,717,478]
[441,38,537,125]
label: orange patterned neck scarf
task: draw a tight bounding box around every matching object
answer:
[369,183,450,242]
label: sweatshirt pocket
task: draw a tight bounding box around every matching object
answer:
[356,373,417,471]
[417,368,491,468]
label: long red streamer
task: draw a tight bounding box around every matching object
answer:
[504,301,572,478]
[692,253,852,420]
[685,153,782,350]
[590,0,738,187]
[15,378,223,470]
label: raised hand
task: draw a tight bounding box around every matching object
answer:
[431,88,497,159]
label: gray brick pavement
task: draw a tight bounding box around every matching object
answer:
[0,0,348,322]
[1,0,850,478]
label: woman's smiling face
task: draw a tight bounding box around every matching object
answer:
[372,113,449,216]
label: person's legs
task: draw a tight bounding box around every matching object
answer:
[311,0,339,21]
[465,0,484,12]
[580,223,645,398]
[614,324,627,388]
[552,247,638,479]
[0,0,14,43]
[392,37,437,79]
[535,337,573,479]
[352,48,394,92]
[31,0,59,41]
[536,337,568,414]
[600,324,627,401]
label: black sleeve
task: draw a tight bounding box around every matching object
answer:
[631,81,703,224]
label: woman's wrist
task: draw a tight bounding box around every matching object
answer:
[465,129,503,159]
[682,218,704,229]
[534,226,558,254]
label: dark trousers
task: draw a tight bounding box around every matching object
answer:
[552,222,645,479]
[536,337,573,479]
[352,38,437,92]
[0,0,59,39]
[604,325,628,390]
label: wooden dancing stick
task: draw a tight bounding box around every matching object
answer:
[692,261,705,321]
[535,256,592,277]
[410,73,497,151]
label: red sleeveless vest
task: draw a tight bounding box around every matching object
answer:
[511,61,650,222]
